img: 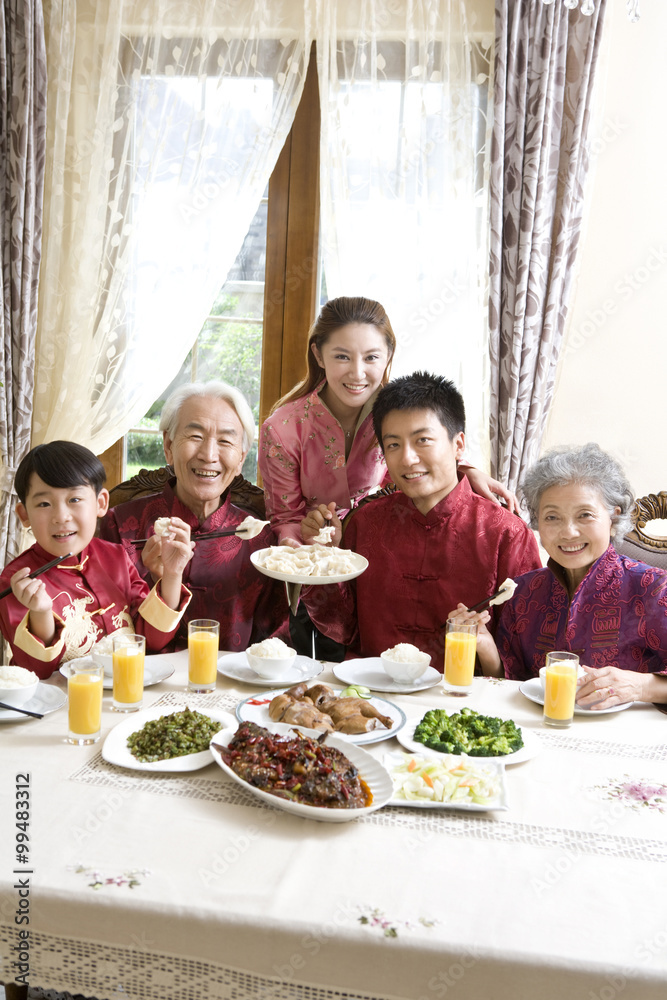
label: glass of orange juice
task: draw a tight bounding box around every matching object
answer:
[67,660,104,744]
[112,634,145,712]
[443,620,477,695]
[542,651,579,728]
[188,619,220,692]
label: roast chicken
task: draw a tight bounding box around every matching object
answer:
[269,683,393,734]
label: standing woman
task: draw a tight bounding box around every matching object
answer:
[259,296,515,548]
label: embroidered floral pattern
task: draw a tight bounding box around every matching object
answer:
[357,905,437,938]
[592,775,667,813]
[68,864,151,890]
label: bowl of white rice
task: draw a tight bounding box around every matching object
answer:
[246,638,297,679]
[91,635,116,676]
[380,643,431,683]
[0,665,39,707]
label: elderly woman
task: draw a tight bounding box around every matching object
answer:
[100,381,290,652]
[463,443,667,706]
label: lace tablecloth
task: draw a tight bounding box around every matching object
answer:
[1,651,666,1000]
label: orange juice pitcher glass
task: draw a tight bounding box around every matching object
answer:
[112,633,146,712]
[188,619,220,692]
[543,651,579,729]
[443,620,477,695]
[67,660,104,744]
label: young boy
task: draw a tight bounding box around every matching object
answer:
[301,372,542,666]
[0,441,193,678]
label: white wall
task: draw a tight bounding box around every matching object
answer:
[543,1,667,498]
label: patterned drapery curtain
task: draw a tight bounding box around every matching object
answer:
[488,0,608,490]
[0,0,47,567]
[34,0,312,452]
[315,1,493,468]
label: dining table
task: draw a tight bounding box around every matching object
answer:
[1,651,666,1000]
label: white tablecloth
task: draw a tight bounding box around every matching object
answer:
[1,652,667,1000]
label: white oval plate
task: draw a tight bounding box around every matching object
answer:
[0,682,67,722]
[218,652,324,688]
[519,676,634,715]
[210,721,392,823]
[396,715,540,766]
[333,658,442,694]
[250,547,368,585]
[61,657,175,690]
[384,751,509,811]
[235,687,406,745]
[102,706,236,772]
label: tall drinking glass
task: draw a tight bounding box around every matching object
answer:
[188,620,220,692]
[67,660,104,744]
[443,620,477,695]
[112,634,145,712]
[542,651,579,728]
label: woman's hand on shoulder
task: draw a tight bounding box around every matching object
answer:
[300,502,342,546]
[463,467,519,516]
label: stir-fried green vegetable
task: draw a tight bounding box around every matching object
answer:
[391,753,502,805]
[413,706,523,757]
[127,707,220,762]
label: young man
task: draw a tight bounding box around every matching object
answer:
[302,372,542,667]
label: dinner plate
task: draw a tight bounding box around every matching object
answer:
[519,676,634,715]
[250,547,368,585]
[102,706,236,772]
[210,721,393,823]
[333,658,442,694]
[60,657,175,690]
[396,715,540,765]
[218,652,324,687]
[0,682,67,722]
[235,687,406,745]
[383,751,509,812]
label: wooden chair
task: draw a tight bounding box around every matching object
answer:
[108,466,266,519]
[616,491,667,570]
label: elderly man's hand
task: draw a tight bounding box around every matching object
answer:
[160,517,194,576]
[300,501,342,546]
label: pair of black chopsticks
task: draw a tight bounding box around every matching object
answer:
[0,553,73,601]
[129,527,248,547]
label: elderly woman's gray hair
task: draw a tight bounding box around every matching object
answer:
[159,381,255,452]
[520,443,635,547]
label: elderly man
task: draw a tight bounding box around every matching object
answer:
[100,381,289,652]
[302,372,542,666]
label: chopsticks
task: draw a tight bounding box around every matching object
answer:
[467,583,513,614]
[0,553,73,600]
[0,702,44,719]
[130,528,249,547]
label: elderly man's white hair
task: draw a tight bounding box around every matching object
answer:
[159,381,255,452]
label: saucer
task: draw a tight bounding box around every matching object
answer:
[217,652,323,688]
[60,657,175,690]
[333,658,441,694]
[519,676,634,715]
[0,682,67,722]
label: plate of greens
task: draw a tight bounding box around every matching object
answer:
[396,707,540,765]
[102,706,235,772]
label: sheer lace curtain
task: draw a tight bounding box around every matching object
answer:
[34,0,312,453]
[315,0,493,468]
[0,1,47,567]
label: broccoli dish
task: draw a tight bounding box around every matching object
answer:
[413,707,524,757]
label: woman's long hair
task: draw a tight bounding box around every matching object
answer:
[270,296,396,414]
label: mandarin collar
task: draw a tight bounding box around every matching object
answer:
[546,543,619,599]
[164,477,232,533]
[396,473,471,524]
[32,542,89,572]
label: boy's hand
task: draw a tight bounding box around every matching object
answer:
[159,518,194,576]
[301,502,342,546]
[11,567,53,613]
[142,535,164,583]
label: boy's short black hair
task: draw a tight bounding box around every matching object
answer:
[372,371,466,449]
[14,441,107,504]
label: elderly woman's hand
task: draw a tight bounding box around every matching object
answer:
[300,502,342,546]
[576,666,652,708]
[445,603,501,677]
